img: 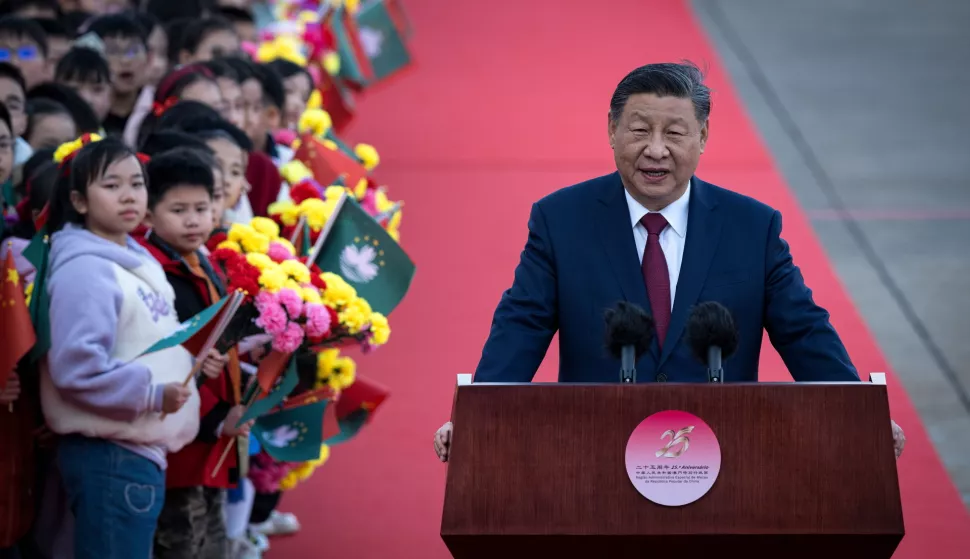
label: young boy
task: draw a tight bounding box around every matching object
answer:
[251,63,291,166]
[85,13,150,136]
[140,147,251,559]
[31,17,71,76]
[0,16,48,90]
[55,45,113,124]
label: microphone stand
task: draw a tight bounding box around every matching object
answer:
[707,345,723,383]
[620,345,637,383]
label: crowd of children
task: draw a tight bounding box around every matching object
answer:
[0,1,326,557]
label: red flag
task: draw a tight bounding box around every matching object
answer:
[335,375,389,421]
[294,133,367,190]
[255,350,291,394]
[0,251,36,391]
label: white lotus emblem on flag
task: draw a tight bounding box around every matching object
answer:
[265,425,300,447]
[359,26,384,58]
[340,244,379,284]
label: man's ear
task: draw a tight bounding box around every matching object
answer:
[699,119,709,154]
[607,113,617,150]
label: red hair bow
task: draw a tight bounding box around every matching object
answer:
[136,152,151,165]
[152,97,178,117]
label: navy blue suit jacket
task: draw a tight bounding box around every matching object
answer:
[474,173,859,383]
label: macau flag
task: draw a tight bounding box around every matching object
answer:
[314,198,415,315]
[253,400,328,462]
[355,0,412,83]
[137,296,230,357]
[323,375,389,446]
[239,355,299,425]
[331,7,373,86]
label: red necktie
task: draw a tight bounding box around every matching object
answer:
[640,213,671,346]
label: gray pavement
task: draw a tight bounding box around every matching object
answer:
[692,0,970,507]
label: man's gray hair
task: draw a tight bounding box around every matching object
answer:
[609,61,712,124]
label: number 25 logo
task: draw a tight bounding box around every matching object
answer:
[656,426,695,458]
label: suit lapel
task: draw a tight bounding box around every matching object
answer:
[596,173,659,361]
[659,178,723,368]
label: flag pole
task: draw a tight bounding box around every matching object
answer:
[306,190,348,265]
[289,215,308,246]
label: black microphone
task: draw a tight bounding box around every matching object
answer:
[604,301,655,383]
[685,302,739,383]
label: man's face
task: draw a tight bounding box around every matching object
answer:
[0,76,27,137]
[0,36,47,89]
[609,93,707,210]
[102,35,148,95]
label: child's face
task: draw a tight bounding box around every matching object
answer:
[102,35,148,95]
[282,73,311,130]
[71,155,148,244]
[0,76,26,137]
[27,113,77,151]
[0,119,13,185]
[206,137,247,210]
[46,37,72,72]
[216,77,245,131]
[210,164,227,226]
[234,22,257,44]
[180,79,225,114]
[62,79,113,122]
[182,31,240,64]
[0,35,47,89]
[147,184,214,255]
[146,27,169,86]
[240,77,265,143]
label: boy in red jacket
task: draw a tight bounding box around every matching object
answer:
[140,147,252,559]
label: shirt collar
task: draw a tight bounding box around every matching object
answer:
[624,179,691,238]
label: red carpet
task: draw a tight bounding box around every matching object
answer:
[268,1,970,556]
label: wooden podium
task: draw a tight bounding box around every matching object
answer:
[441,374,903,559]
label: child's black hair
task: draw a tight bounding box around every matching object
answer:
[133,11,160,38]
[0,16,49,57]
[25,97,72,141]
[60,11,92,34]
[145,0,211,25]
[265,59,313,101]
[55,46,111,84]
[20,146,55,192]
[179,16,236,58]
[47,138,142,234]
[0,0,59,19]
[217,6,254,25]
[0,102,12,136]
[136,72,219,146]
[0,62,27,96]
[85,13,147,46]
[11,154,57,239]
[138,130,212,158]
[31,17,72,42]
[221,55,256,84]
[146,147,214,209]
[27,83,100,134]
[164,17,192,64]
[204,57,239,82]
[254,64,285,111]
[179,115,252,152]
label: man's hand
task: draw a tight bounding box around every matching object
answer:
[200,350,229,380]
[433,422,452,462]
[223,405,254,437]
[891,420,905,459]
[0,372,21,405]
[161,383,192,414]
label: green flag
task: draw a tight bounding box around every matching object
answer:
[314,198,415,315]
[239,356,299,424]
[355,0,412,82]
[324,408,368,446]
[332,7,370,85]
[252,400,328,462]
[137,295,229,357]
[23,230,50,363]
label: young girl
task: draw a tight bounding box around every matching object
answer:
[129,65,225,147]
[43,137,203,558]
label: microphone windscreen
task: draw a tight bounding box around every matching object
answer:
[685,301,740,363]
[603,301,654,359]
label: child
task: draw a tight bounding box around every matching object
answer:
[178,16,240,64]
[31,17,73,76]
[134,12,169,86]
[218,6,256,44]
[252,63,290,166]
[204,57,245,130]
[129,65,225,147]
[0,16,48,89]
[55,45,113,124]
[140,147,250,559]
[27,82,102,135]
[2,151,57,282]
[265,59,313,131]
[85,14,150,136]
[0,0,60,19]
[180,116,253,227]
[25,98,76,150]
[0,62,31,168]
[42,137,205,558]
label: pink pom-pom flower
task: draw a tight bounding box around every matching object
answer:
[254,291,288,335]
[273,321,305,353]
[304,302,332,338]
[277,288,304,319]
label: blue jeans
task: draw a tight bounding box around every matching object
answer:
[57,436,165,559]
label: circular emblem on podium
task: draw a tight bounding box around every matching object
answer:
[625,410,721,506]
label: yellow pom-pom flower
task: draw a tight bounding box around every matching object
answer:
[320,272,356,307]
[354,143,379,171]
[307,89,323,110]
[280,160,313,186]
[257,36,307,67]
[284,279,302,292]
[246,252,276,271]
[250,217,280,239]
[339,297,372,334]
[321,51,340,75]
[316,348,356,391]
[53,134,103,163]
[321,139,338,151]
[368,312,390,345]
[324,185,345,200]
[344,0,360,13]
[268,200,301,227]
[301,287,322,304]
[298,109,332,138]
[280,259,311,284]
[297,10,318,24]
[24,282,33,306]
[298,198,331,230]
[353,178,368,199]
[258,266,288,292]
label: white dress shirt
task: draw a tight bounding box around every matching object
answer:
[624,182,691,309]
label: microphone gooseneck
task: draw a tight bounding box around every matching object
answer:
[685,301,739,383]
[604,301,655,384]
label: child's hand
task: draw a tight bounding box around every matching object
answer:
[223,405,254,437]
[161,383,192,414]
[201,349,229,380]
[0,372,21,405]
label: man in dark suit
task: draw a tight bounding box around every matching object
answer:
[433,62,904,459]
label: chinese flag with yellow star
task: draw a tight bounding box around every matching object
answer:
[0,251,36,391]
